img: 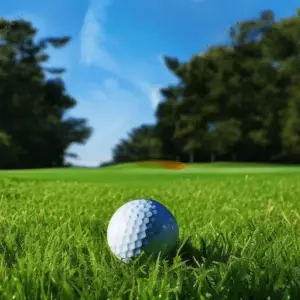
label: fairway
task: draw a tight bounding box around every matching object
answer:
[1,163,300,184]
[1,164,300,299]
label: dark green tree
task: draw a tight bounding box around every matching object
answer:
[0,18,92,168]
[113,125,162,162]
[110,8,300,165]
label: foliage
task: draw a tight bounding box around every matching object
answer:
[112,125,162,162]
[113,9,300,163]
[0,18,92,169]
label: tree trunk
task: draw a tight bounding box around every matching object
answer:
[210,153,215,162]
[189,151,194,163]
[232,153,237,162]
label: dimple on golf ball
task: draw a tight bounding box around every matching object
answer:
[107,199,179,263]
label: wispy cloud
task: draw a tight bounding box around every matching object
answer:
[67,77,150,166]
[80,2,119,72]
[79,0,162,109]
[150,87,162,108]
[72,0,175,165]
[144,85,162,108]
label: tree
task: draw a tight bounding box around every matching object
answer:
[113,125,162,163]
[281,96,300,160]
[0,18,92,168]
[202,120,241,162]
[155,87,183,161]
[110,8,300,165]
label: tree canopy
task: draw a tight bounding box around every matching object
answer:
[112,9,300,164]
[0,18,92,169]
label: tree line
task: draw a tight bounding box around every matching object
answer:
[0,18,91,169]
[1,10,300,169]
[112,9,300,164]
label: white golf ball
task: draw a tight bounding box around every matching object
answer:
[107,199,179,263]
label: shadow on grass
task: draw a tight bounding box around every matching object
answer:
[104,233,237,299]
[107,233,234,279]
[113,234,298,299]
[167,233,232,269]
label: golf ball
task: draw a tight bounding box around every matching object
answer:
[107,199,179,262]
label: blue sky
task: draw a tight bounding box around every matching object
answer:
[2,0,299,166]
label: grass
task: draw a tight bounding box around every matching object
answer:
[1,163,300,299]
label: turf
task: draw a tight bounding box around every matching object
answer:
[1,164,300,299]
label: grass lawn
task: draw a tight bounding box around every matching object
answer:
[1,163,300,299]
